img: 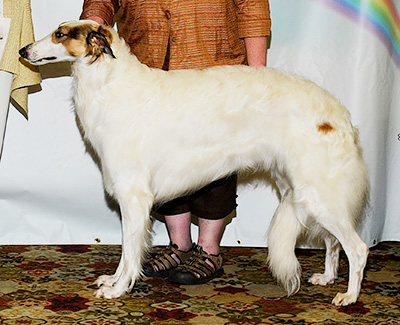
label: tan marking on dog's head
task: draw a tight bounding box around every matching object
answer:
[52,22,115,63]
[317,122,335,134]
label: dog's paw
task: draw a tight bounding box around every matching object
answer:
[308,273,334,286]
[332,292,357,306]
[94,274,118,288]
[94,285,126,299]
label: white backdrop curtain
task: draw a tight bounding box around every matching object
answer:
[0,0,398,247]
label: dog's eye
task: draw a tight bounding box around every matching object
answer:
[55,31,65,38]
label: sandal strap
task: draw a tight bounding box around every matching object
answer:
[149,242,194,272]
[178,245,222,278]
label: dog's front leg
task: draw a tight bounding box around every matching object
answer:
[94,186,153,299]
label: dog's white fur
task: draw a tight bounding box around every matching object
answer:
[20,20,369,306]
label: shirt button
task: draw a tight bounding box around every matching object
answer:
[165,10,171,19]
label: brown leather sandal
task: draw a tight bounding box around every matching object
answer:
[168,245,224,285]
[142,242,195,278]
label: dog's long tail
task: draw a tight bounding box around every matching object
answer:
[267,189,303,295]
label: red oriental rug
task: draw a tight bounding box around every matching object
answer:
[0,242,399,324]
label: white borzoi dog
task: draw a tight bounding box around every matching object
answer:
[20,20,369,306]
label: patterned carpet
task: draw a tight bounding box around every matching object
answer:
[0,242,399,324]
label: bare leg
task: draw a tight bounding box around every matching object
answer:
[163,214,226,278]
[198,217,226,255]
[165,212,193,251]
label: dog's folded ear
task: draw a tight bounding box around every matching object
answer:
[86,29,116,63]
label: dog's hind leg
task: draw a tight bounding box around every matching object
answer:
[267,189,304,296]
[94,186,153,299]
[319,219,369,306]
[309,234,340,286]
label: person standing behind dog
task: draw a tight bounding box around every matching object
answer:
[80,0,271,285]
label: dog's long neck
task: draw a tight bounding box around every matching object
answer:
[70,36,150,144]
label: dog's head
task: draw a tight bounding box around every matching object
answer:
[19,20,116,65]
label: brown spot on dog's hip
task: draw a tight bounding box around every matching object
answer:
[317,122,335,134]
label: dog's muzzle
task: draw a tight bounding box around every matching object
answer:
[19,45,57,64]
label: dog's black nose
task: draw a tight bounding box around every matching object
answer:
[19,47,27,58]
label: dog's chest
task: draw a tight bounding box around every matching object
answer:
[74,95,108,149]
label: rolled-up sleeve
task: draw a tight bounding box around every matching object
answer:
[80,0,120,26]
[236,0,271,38]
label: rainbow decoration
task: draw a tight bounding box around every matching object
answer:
[316,0,400,67]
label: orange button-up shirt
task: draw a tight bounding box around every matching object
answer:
[80,0,271,70]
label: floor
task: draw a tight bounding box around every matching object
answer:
[0,242,399,324]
